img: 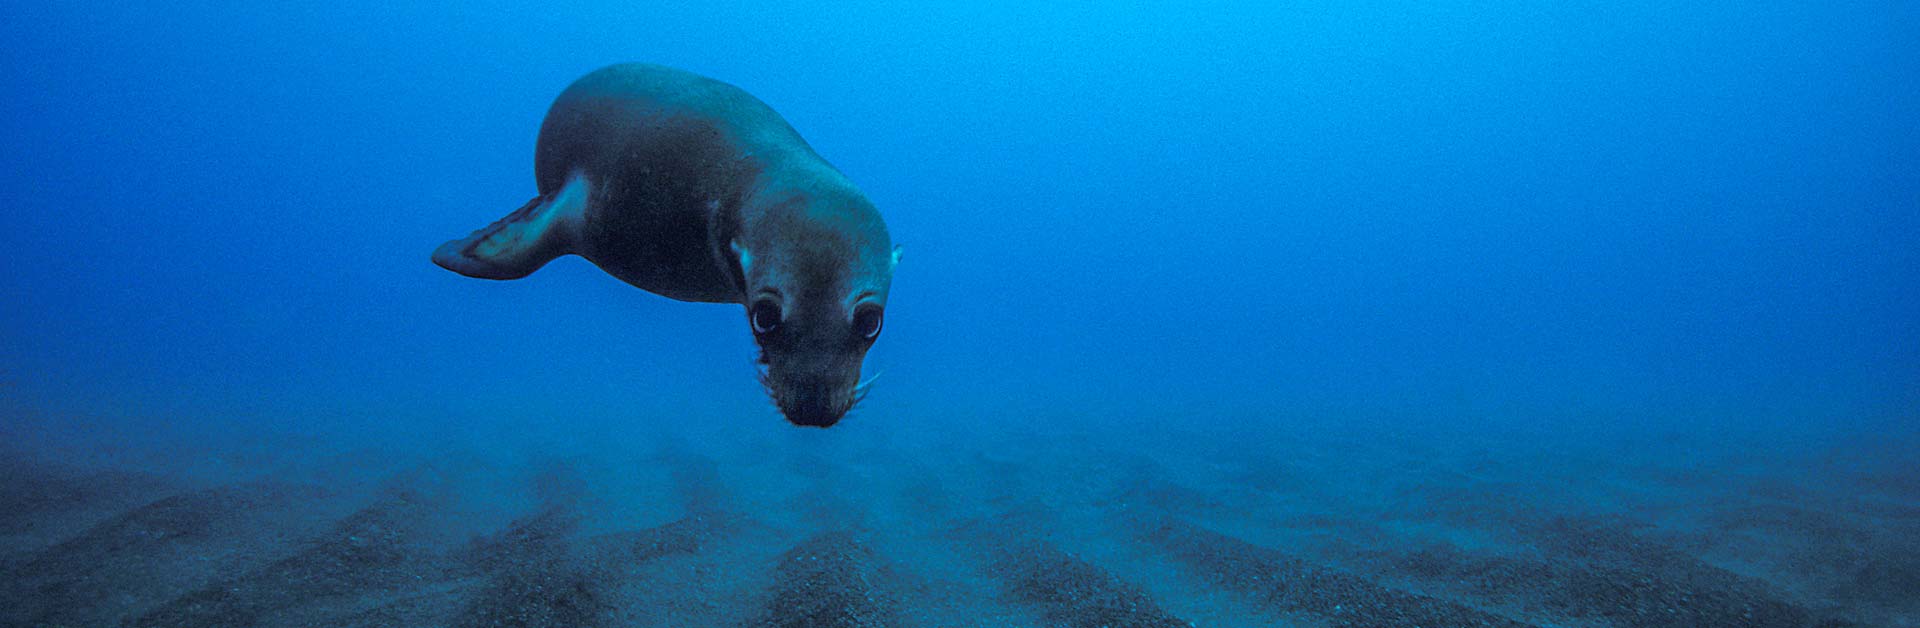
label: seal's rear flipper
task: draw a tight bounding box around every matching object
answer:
[432,175,590,280]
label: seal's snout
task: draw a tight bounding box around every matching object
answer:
[772,376,855,428]
[784,403,843,428]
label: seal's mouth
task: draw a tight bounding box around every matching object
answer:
[756,366,875,428]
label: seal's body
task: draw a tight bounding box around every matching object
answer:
[434,63,897,427]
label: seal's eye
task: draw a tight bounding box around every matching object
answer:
[852,305,884,340]
[750,299,782,335]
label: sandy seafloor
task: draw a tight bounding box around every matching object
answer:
[2,414,1915,628]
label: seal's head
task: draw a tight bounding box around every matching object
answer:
[733,191,896,428]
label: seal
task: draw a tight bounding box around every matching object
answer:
[433,63,898,428]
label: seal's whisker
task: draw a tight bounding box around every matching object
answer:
[850,370,882,407]
[750,360,775,397]
[854,370,883,394]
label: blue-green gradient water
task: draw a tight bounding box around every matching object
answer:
[2,2,1917,626]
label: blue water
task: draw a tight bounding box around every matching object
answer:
[3,2,1917,626]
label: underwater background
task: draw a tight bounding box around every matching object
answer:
[2,1,1917,626]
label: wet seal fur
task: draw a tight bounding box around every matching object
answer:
[433,63,897,428]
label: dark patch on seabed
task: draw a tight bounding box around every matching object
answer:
[749,530,900,628]
[2,482,332,627]
[1,426,1914,627]
[952,515,1191,627]
[1142,517,1533,627]
[129,479,454,627]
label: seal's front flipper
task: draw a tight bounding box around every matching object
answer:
[432,175,590,280]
